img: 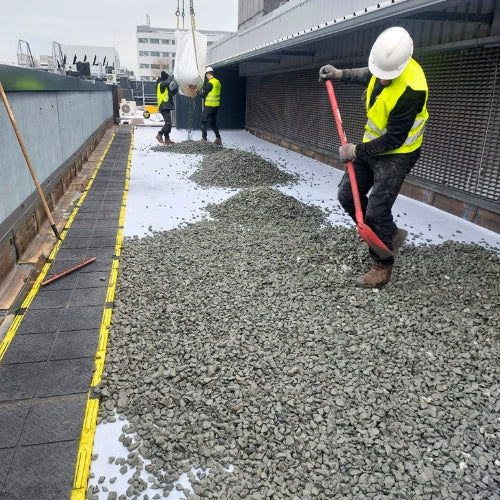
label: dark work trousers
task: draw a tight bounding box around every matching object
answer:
[337,152,418,264]
[159,108,172,139]
[201,106,220,139]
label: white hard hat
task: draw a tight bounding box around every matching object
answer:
[205,66,214,74]
[368,27,413,80]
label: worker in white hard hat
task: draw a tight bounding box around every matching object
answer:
[319,26,429,288]
[189,67,222,145]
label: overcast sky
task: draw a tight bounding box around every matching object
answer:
[0,0,238,73]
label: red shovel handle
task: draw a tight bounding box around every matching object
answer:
[325,80,393,259]
[324,80,364,225]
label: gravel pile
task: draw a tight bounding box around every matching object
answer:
[151,140,297,188]
[92,144,500,499]
[151,140,223,155]
[190,149,297,188]
[207,187,324,228]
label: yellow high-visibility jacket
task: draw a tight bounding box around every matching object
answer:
[363,58,428,154]
[204,77,221,107]
[157,82,170,106]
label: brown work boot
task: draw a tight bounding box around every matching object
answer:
[164,139,175,145]
[356,262,393,288]
[155,133,164,144]
[392,228,408,251]
[201,138,207,143]
[214,137,222,145]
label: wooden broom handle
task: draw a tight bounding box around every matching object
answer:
[0,81,59,238]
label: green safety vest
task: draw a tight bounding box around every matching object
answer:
[363,58,429,154]
[205,77,221,107]
[157,81,170,106]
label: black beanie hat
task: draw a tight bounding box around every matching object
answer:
[160,71,168,80]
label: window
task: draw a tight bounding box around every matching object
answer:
[138,38,149,44]
[162,52,169,57]
[150,51,160,57]
[140,63,150,69]
[139,51,149,56]
[151,63,160,69]
[150,38,160,44]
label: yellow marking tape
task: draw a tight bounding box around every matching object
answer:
[72,128,134,496]
[0,131,117,362]
[0,329,16,360]
[105,264,119,303]
[115,228,124,258]
[70,396,99,499]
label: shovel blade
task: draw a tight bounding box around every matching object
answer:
[357,222,393,259]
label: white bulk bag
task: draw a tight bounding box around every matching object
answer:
[173,30,207,97]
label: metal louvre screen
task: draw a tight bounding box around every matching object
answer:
[246,73,286,137]
[414,48,500,202]
[246,46,500,206]
[247,69,367,151]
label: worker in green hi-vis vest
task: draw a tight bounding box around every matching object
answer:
[319,26,429,289]
[189,66,222,145]
[156,71,179,145]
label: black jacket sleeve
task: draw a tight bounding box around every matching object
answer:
[159,80,169,93]
[197,81,213,98]
[340,67,372,86]
[168,78,179,97]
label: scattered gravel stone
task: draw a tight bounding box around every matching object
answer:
[95,143,500,498]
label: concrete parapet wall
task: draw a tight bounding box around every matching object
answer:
[0,65,114,290]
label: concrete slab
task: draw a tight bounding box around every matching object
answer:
[0,268,31,310]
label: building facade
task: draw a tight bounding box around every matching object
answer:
[136,25,231,82]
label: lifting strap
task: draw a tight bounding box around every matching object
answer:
[188,0,201,138]
[175,0,200,138]
[190,0,201,84]
[176,0,186,30]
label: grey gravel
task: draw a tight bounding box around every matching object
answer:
[153,139,298,189]
[190,149,298,188]
[151,140,222,155]
[94,141,500,499]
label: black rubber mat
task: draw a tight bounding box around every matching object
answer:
[0,125,132,499]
